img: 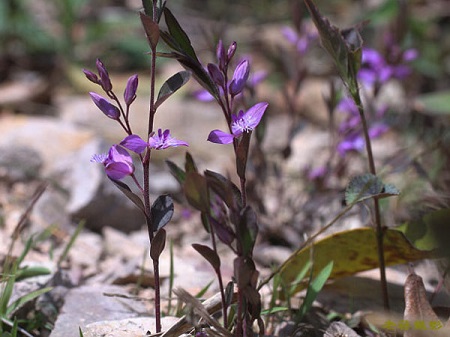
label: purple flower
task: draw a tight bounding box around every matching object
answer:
[121,129,188,153]
[96,59,112,92]
[89,92,120,120]
[91,145,134,180]
[124,74,138,106]
[282,24,317,55]
[208,102,269,144]
[229,59,250,96]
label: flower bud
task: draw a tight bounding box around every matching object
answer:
[216,40,226,70]
[96,59,112,92]
[229,59,250,96]
[124,74,138,106]
[227,41,237,62]
[89,92,120,120]
[83,69,99,84]
[207,63,224,87]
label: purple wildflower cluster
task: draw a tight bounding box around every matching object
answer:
[84,59,188,180]
[358,47,418,87]
[197,40,269,145]
[336,46,417,157]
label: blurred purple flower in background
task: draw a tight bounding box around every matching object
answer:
[336,98,389,157]
[358,47,418,86]
[91,145,134,180]
[281,23,317,55]
[121,129,188,153]
[208,102,269,144]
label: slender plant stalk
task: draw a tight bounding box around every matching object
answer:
[352,91,390,310]
[144,1,162,332]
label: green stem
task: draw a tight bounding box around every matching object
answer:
[353,92,390,310]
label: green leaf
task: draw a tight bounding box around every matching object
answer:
[396,208,450,255]
[279,228,435,295]
[142,0,166,22]
[184,152,198,174]
[163,7,197,61]
[304,0,362,95]
[109,178,146,215]
[345,173,399,205]
[79,327,84,337]
[260,306,289,315]
[296,261,333,321]
[151,195,174,231]
[155,71,190,109]
[6,287,53,316]
[15,266,51,282]
[416,90,450,115]
[166,159,186,185]
[183,172,210,213]
[236,206,258,257]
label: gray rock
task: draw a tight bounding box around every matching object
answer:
[50,285,147,337]
[83,316,180,337]
[0,146,43,183]
[56,138,145,232]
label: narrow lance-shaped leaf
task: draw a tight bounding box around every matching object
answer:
[236,131,251,180]
[205,170,242,210]
[304,0,362,95]
[184,151,198,174]
[151,195,174,231]
[109,178,147,215]
[192,243,221,270]
[166,159,186,185]
[156,48,219,99]
[150,228,166,260]
[163,7,198,61]
[142,0,166,22]
[296,261,333,321]
[184,172,210,213]
[155,71,190,109]
[140,11,160,50]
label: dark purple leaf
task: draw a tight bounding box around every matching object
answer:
[155,71,191,109]
[209,215,235,246]
[204,170,242,210]
[236,206,258,257]
[192,243,221,270]
[150,228,166,260]
[236,131,251,180]
[109,178,146,215]
[151,195,174,231]
[140,12,160,50]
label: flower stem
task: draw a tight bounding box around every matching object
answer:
[353,91,390,310]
